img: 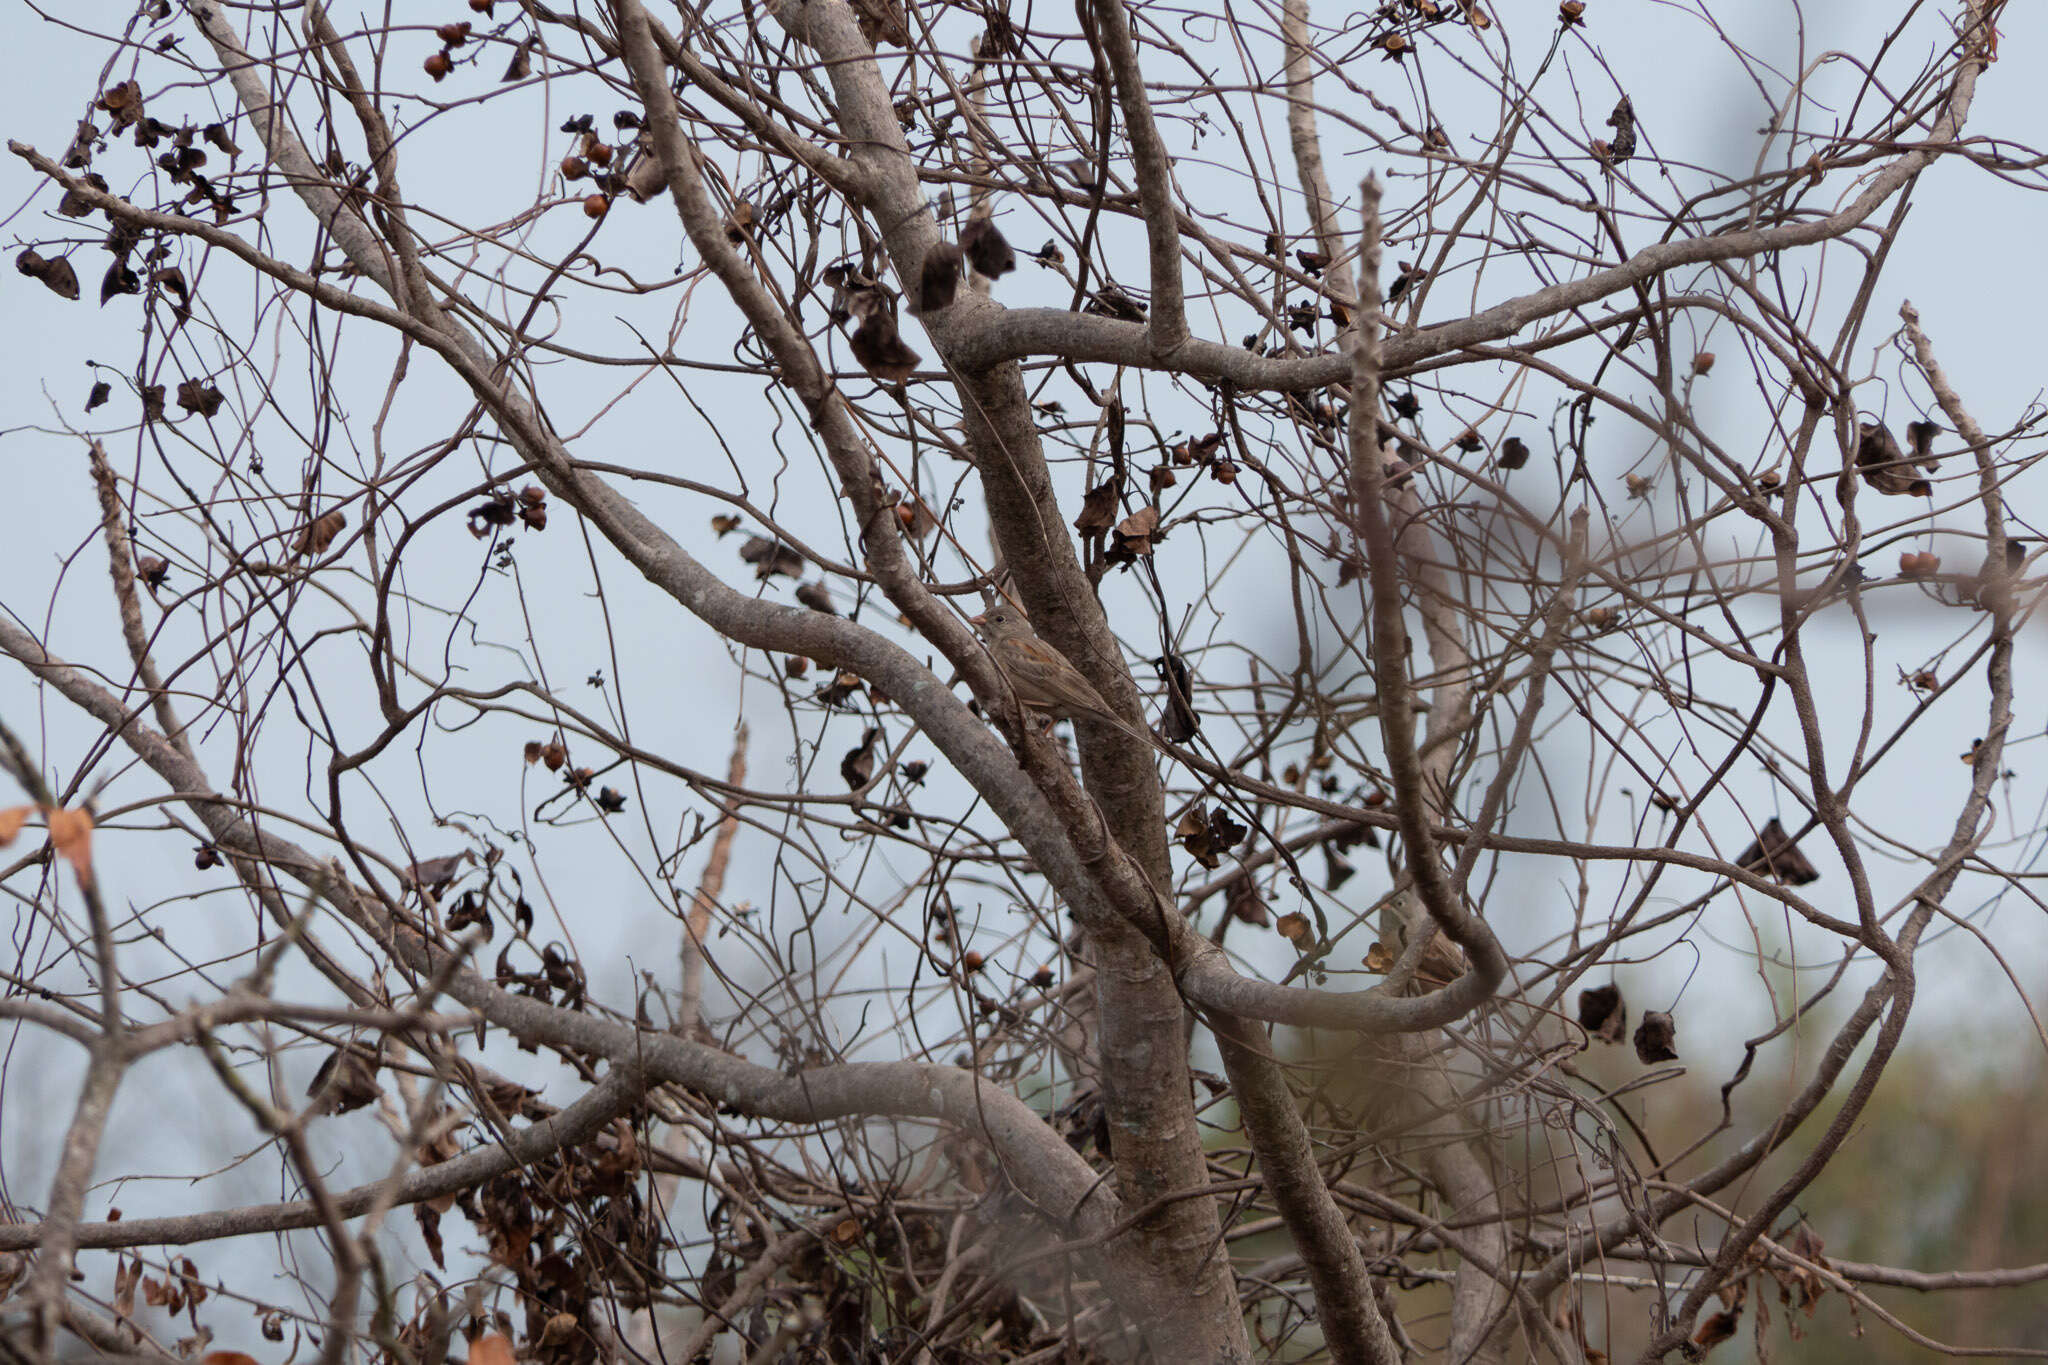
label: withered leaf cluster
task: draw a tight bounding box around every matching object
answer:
[468,486,549,537]
[1175,803,1247,870]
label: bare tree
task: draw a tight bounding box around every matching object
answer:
[4,0,2044,1362]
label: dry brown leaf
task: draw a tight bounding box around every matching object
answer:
[292,508,347,560]
[0,806,30,845]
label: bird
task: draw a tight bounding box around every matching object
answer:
[970,605,1159,748]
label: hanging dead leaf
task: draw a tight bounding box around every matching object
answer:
[817,670,865,707]
[1227,880,1268,926]
[292,508,347,560]
[1633,1010,1679,1063]
[402,851,471,896]
[1324,842,1355,890]
[841,726,881,789]
[1736,817,1819,885]
[45,805,96,888]
[1856,422,1931,497]
[17,248,81,300]
[1692,351,1716,375]
[100,259,141,304]
[58,172,109,217]
[852,0,909,45]
[959,215,1016,279]
[502,38,534,81]
[1577,983,1627,1043]
[1175,805,1228,870]
[916,242,962,312]
[795,580,836,615]
[849,310,921,382]
[1108,505,1161,563]
[1905,419,1941,470]
[1275,912,1311,943]
[176,378,223,417]
[738,536,804,579]
[1497,436,1529,469]
[96,79,144,132]
[0,806,31,845]
[1074,481,1120,537]
[1151,651,1200,741]
[1364,940,1395,972]
[711,514,743,537]
[517,484,546,530]
[305,1045,381,1116]
[722,200,755,244]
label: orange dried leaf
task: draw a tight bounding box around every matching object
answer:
[44,805,96,888]
[0,806,30,845]
[468,1338,516,1365]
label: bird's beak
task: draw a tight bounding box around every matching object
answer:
[967,612,988,627]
